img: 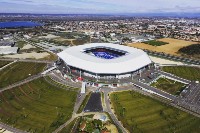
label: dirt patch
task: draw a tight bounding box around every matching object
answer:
[54,37,75,45]
[3,52,50,59]
[149,56,185,65]
[39,34,60,39]
[21,44,36,50]
[127,38,197,56]
[106,124,118,133]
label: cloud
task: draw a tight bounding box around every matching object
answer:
[0,0,199,13]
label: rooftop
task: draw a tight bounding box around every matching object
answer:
[58,43,152,74]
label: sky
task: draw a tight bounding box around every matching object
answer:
[0,0,200,14]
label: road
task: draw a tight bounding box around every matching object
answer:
[0,58,53,64]
[145,50,200,65]
[103,90,128,133]
[132,79,176,100]
[156,69,191,84]
[53,91,87,133]
[49,71,82,88]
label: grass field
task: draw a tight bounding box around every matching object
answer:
[151,77,186,95]
[0,61,11,68]
[110,91,200,133]
[162,66,200,81]
[0,78,78,133]
[127,38,197,56]
[144,40,168,46]
[0,62,46,88]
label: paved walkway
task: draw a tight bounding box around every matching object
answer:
[0,122,27,133]
[0,74,43,93]
[0,60,17,71]
[42,66,57,75]
[0,58,53,64]
[156,70,191,84]
[132,80,176,100]
[104,90,128,133]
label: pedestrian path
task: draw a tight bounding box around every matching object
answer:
[0,60,17,71]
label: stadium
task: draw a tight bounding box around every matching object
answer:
[57,43,152,84]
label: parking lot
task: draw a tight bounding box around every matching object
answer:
[84,92,103,112]
[178,82,200,114]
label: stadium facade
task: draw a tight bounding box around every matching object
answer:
[57,43,152,84]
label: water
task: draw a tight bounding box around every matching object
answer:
[0,21,43,28]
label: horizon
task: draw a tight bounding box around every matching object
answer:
[0,0,200,14]
[1,12,200,18]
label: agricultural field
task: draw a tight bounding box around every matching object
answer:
[143,40,168,46]
[162,66,200,81]
[151,77,186,95]
[127,38,197,56]
[0,61,11,68]
[0,62,46,88]
[110,91,200,133]
[0,78,78,133]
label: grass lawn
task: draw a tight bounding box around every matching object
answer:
[0,61,11,68]
[110,91,200,133]
[151,77,186,95]
[144,40,168,46]
[0,78,78,133]
[162,66,200,81]
[0,62,46,88]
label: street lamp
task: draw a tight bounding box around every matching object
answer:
[55,107,58,115]
[22,107,26,117]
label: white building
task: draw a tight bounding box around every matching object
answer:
[58,43,152,80]
[0,47,19,55]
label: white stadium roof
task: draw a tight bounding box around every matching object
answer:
[58,43,152,74]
